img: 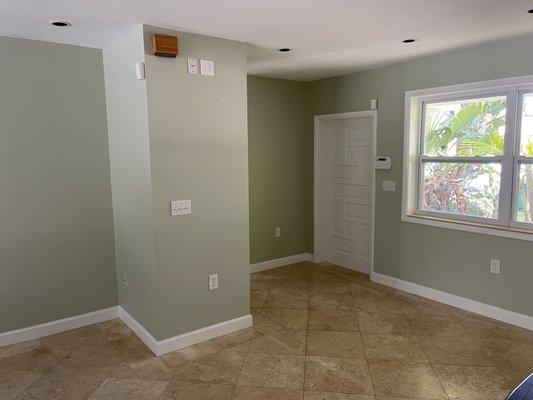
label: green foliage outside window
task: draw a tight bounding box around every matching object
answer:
[423,98,533,222]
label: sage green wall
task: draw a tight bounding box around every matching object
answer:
[103,25,158,334]
[144,27,250,339]
[247,77,313,263]
[0,36,117,332]
[310,34,533,317]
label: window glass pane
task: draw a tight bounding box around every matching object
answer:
[516,163,533,223]
[520,93,533,157]
[423,96,506,157]
[422,162,501,219]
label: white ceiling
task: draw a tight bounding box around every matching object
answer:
[2,0,533,81]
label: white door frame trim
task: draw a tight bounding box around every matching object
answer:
[313,110,377,274]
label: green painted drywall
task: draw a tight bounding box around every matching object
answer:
[143,27,250,339]
[310,34,533,317]
[0,36,117,332]
[103,25,250,340]
[103,25,158,334]
[247,76,313,263]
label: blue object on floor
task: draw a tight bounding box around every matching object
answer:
[508,373,533,400]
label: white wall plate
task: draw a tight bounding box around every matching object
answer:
[200,59,215,76]
[170,199,192,216]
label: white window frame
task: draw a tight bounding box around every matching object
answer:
[513,90,533,230]
[402,75,533,242]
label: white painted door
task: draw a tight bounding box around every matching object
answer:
[325,116,373,272]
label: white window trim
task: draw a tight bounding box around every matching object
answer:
[402,75,533,242]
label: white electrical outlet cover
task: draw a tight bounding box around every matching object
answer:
[170,199,192,216]
[383,180,396,192]
[187,58,198,74]
[200,59,215,76]
[490,259,501,274]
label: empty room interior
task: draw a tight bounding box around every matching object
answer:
[2,1,533,399]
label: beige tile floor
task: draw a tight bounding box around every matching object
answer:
[1,262,532,399]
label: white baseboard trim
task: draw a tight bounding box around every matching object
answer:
[0,306,119,348]
[1,304,253,357]
[250,253,314,273]
[118,306,253,356]
[371,272,533,331]
[156,314,253,355]
[118,307,159,355]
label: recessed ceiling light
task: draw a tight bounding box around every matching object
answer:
[50,21,71,27]
[402,39,416,43]
[278,48,291,52]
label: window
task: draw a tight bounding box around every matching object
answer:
[403,76,533,240]
[516,92,533,224]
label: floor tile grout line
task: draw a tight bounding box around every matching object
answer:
[17,325,103,397]
[352,281,378,397]
[430,361,516,368]
[230,343,249,398]
[405,312,451,400]
[18,359,60,396]
[355,273,458,398]
[303,282,311,394]
[250,268,310,396]
[230,273,274,398]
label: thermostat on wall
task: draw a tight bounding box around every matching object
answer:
[375,156,392,170]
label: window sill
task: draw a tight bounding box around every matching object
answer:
[402,213,533,242]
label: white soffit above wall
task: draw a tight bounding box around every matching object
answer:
[2,0,533,81]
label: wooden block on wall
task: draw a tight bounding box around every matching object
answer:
[152,34,179,58]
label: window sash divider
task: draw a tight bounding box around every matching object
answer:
[517,157,533,164]
[420,156,504,164]
[499,88,518,226]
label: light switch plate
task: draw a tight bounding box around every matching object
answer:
[170,199,192,216]
[383,180,396,192]
[200,59,215,76]
[134,62,146,80]
[187,58,198,74]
